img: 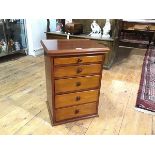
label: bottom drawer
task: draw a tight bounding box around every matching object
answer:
[55,102,97,122]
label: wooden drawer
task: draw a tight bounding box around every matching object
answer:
[55,75,100,93]
[149,25,155,31]
[54,63,102,78]
[124,23,155,31]
[55,102,97,122]
[134,24,155,31]
[55,89,99,108]
[54,55,103,65]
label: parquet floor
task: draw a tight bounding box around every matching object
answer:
[0,47,154,135]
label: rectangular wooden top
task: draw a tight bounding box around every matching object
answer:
[41,39,109,57]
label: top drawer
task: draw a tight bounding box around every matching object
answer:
[133,24,155,31]
[123,22,155,31]
[54,55,103,65]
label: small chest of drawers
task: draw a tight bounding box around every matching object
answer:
[41,39,109,126]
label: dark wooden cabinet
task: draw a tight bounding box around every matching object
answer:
[119,20,155,48]
[65,23,83,34]
[41,39,109,126]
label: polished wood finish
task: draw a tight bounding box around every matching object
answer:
[55,75,100,94]
[41,39,108,125]
[54,55,103,65]
[55,102,97,122]
[41,39,109,57]
[54,63,102,78]
[44,56,54,119]
[55,89,99,108]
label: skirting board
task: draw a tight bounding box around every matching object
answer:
[135,107,155,116]
[34,48,44,56]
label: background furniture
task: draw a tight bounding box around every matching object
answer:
[0,19,27,57]
[41,39,109,126]
[119,19,155,49]
[46,19,119,69]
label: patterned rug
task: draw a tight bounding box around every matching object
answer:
[135,46,155,114]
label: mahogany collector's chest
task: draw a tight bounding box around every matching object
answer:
[41,39,109,126]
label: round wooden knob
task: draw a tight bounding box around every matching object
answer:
[74,109,80,114]
[76,67,82,74]
[75,96,81,101]
[77,58,82,63]
[76,82,81,87]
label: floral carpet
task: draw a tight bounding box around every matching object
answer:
[136,46,155,113]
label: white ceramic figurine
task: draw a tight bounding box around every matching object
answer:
[102,19,111,38]
[89,20,101,38]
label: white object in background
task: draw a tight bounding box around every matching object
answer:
[50,19,56,31]
[67,33,70,39]
[102,19,111,38]
[122,19,155,23]
[15,42,20,51]
[65,19,72,24]
[26,19,47,56]
[1,40,6,52]
[89,20,101,38]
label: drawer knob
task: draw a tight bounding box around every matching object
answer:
[77,58,82,63]
[76,67,82,74]
[74,109,80,114]
[75,96,81,101]
[76,82,81,87]
[146,25,150,31]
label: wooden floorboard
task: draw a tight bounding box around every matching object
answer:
[0,48,153,135]
[153,116,155,134]
[119,85,152,135]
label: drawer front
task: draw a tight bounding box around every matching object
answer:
[148,25,155,31]
[134,24,152,30]
[55,75,100,93]
[124,23,155,31]
[54,55,103,65]
[55,102,97,122]
[54,63,102,78]
[55,89,99,108]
